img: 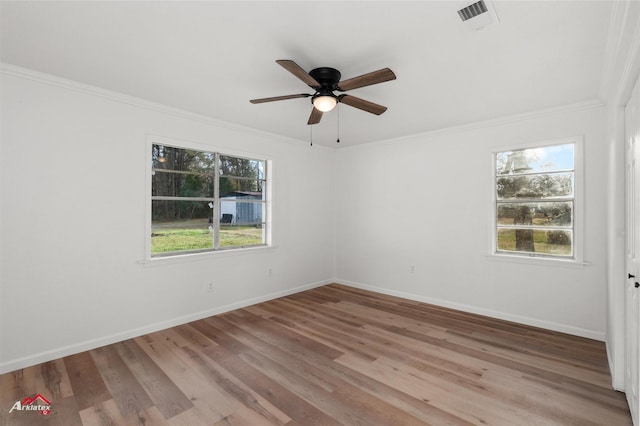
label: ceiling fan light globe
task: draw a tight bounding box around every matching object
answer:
[313,95,337,112]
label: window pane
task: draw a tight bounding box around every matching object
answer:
[219,176,264,197]
[220,200,264,225]
[497,228,572,256]
[219,155,265,179]
[153,145,215,173]
[497,201,572,227]
[152,171,214,198]
[496,172,573,199]
[149,145,269,257]
[219,224,265,249]
[151,200,213,255]
[496,143,574,175]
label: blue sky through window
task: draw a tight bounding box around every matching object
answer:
[497,143,574,175]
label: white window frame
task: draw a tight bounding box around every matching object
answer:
[143,135,272,263]
[490,136,585,266]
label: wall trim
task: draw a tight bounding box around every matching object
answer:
[336,279,605,342]
[1,62,605,153]
[612,3,640,107]
[337,99,605,151]
[599,0,629,101]
[601,1,640,393]
[0,279,331,374]
[0,62,329,151]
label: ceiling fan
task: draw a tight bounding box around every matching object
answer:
[250,60,396,125]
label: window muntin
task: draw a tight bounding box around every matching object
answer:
[495,143,575,258]
[151,144,267,257]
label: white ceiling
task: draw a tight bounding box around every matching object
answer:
[0,1,614,147]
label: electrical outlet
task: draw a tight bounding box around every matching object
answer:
[410,265,415,274]
[207,283,214,293]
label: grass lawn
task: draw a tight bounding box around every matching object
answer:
[220,226,264,248]
[151,220,263,254]
[497,229,572,256]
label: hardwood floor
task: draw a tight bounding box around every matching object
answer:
[0,284,631,425]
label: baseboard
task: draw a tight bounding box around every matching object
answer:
[1,277,605,373]
[336,279,605,341]
[0,279,332,374]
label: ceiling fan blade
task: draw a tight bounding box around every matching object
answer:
[339,94,388,115]
[307,107,323,125]
[336,68,396,92]
[276,59,321,88]
[250,93,310,104]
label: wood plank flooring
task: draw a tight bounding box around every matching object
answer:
[0,284,632,425]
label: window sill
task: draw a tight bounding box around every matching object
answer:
[138,245,275,267]
[487,253,590,269]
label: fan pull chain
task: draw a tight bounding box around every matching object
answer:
[310,123,313,147]
[336,103,340,144]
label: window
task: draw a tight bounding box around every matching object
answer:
[150,143,268,257]
[494,142,576,259]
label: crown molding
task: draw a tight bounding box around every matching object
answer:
[1,62,607,152]
[338,99,605,151]
[0,62,329,150]
[613,5,640,106]
[599,0,629,101]
[599,0,640,106]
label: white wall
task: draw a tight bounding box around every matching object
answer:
[0,69,335,373]
[335,104,608,339]
[0,66,630,374]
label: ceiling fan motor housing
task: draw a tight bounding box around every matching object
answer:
[309,67,341,106]
[309,67,341,90]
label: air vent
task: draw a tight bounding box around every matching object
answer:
[457,0,499,31]
[457,1,488,22]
